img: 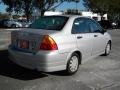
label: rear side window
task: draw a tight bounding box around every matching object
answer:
[30,16,69,30]
[72,18,90,34]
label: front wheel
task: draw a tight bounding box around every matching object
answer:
[104,42,111,56]
[66,53,79,75]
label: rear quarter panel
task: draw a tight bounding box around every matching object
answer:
[49,16,78,54]
[51,34,77,54]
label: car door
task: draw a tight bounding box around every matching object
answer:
[88,19,107,55]
[72,18,93,61]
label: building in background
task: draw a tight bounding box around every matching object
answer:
[44,11,63,16]
[81,11,107,21]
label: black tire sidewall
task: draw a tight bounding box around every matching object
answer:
[11,24,16,28]
[105,42,111,55]
[66,53,80,75]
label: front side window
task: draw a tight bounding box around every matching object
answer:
[30,16,69,31]
[72,18,90,34]
[88,20,102,33]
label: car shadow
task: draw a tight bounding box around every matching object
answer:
[48,71,70,76]
[0,50,48,80]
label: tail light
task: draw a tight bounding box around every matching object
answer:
[40,35,58,50]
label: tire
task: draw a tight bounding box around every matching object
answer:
[104,42,111,56]
[11,24,16,28]
[66,53,80,75]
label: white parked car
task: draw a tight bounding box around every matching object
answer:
[17,19,32,28]
[3,19,22,28]
[8,15,112,75]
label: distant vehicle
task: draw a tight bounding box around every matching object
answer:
[0,19,22,28]
[112,20,120,29]
[17,19,32,28]
[9,15,112,75]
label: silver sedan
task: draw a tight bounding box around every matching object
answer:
[8,15,112,75]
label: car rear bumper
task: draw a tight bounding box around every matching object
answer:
[8,46,68,72]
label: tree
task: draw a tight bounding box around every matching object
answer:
[22,0,34,21]
[2,0,80,19]
[108,0,120,20]
[2,0,22,13]
[0,13,10,19]
[83,0,120,20]
[83,0,109,19]
[2,0,34,21]
[34,0,80,16]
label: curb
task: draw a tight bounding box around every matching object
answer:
[0,28,21,31]
[0,44,9,50]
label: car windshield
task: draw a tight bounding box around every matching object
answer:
[30,16,69,30]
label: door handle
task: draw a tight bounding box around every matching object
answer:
[77,36,83,39]
[94,35,98,37]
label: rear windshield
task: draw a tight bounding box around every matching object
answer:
[30,16,69,30]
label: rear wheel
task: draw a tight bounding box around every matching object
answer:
[104,42,111,56]
[66,53,79,75]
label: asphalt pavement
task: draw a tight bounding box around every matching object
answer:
[0,29,120,90]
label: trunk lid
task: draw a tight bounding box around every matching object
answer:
[11,28,58,53]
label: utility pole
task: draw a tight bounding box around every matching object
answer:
[75,0,79,14]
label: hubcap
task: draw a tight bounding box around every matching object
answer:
[106,43,110,54]
[69,56,79,72]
